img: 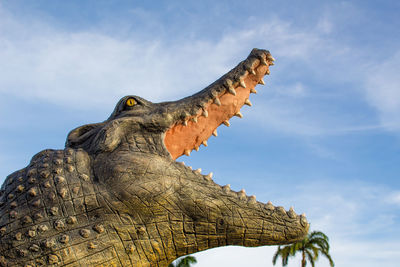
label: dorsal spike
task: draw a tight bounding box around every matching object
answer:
[205,172,213,181]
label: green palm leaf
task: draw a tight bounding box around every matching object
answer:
[169,255,197,267]
[272,230,334,267]
[305,250,315,267]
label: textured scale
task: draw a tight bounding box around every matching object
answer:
[0,149,121,266]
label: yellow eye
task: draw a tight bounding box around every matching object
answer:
[126,98,136,107]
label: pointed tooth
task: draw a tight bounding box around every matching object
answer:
[290,206,295,212]
[195,146,199,151]
[182,120,188,126]
[250,88,257,94]
[192,117,198,123]
[202,109,208,118]
[266,69,270,75]
[211,89,219,97]
[244,99,252,106]
[267,55,275,62]
[202,140,208,147]
[269,61,275,66]
[234,112,243,118]
[214,97,221,106]
[258,78,265,85]
[205,172,213,181]
[222,184,230,193]
[228,87,236,96]
[182,112,190,121]
[194,168,202,174]
[184,149,191,156]
[244,63,255,75]
[248,195,257,204]
[212,129,218,137]
[239,79,246,88]
[223,120,230,127]
[260,58,268,66]
[180,161,185,166]
[226,79,236,95]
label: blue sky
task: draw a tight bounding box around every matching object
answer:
[0,1,399,266]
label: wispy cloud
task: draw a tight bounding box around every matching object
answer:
[192,179,400,267]
[364,51,400,132]
[385,191,400,206]
[1,3,396,138]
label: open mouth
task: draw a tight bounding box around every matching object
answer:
[162,49,309,242]
[164,50,274,159]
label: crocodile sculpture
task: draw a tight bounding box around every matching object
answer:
[0,48,309,267]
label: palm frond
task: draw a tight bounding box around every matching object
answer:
[272,246,281,265]
[309,231,329,241]
[320,249,335,267]
[272,230,334,267]
[305,250,315,267]
[310,246,319,260]
[309,237,330,251]
[176,255,197,267]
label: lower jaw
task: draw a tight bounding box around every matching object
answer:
[180,222,308,252]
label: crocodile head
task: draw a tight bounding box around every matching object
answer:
[66,48,309,265]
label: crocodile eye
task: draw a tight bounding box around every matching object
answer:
[126,98,136,107]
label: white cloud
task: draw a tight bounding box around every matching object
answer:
[1,3,392,139]
[364,51,400,131]
[385,191,400,206]
[0,5,339,110]
[273,82,307,97]
[1,2,398,140]
[317,16,334,34]
[190,180,400,267]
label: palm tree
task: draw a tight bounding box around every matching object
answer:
[168,255,197,267]
[272,231,334,267]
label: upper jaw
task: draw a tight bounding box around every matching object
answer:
[161,48,274,160]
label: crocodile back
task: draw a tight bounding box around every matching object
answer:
[0,148,122,266]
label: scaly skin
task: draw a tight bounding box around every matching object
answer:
[0,49,309,267]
